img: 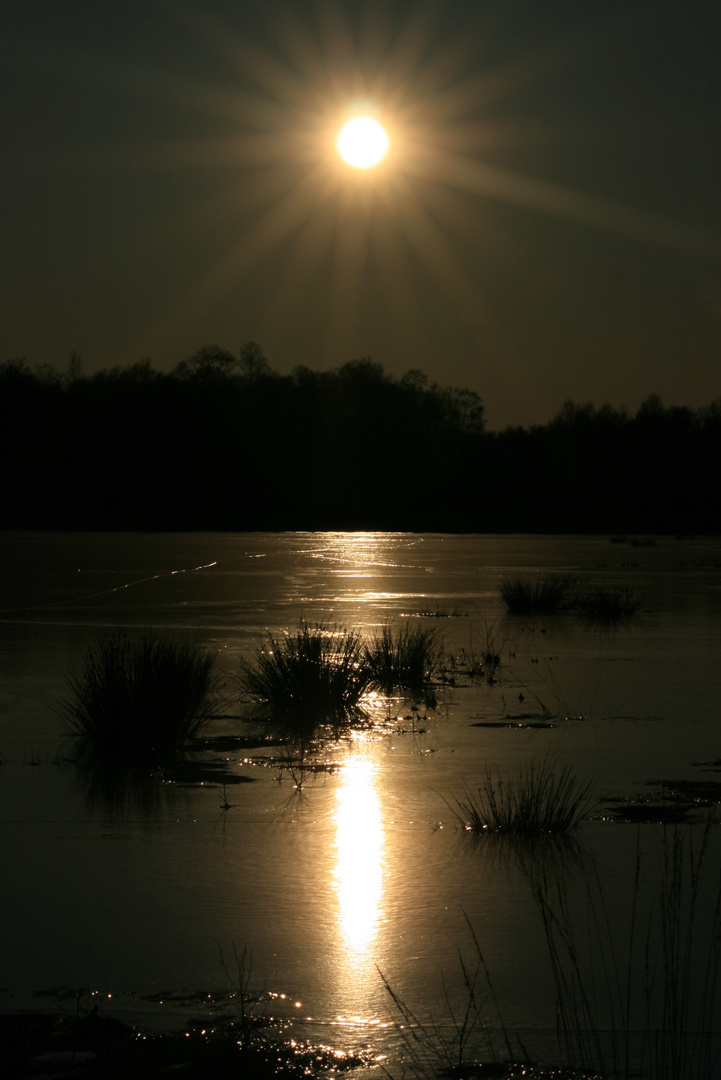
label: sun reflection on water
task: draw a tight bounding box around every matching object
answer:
[333,748,384,955]
[316,532,401,577]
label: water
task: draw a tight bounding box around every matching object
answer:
[1,531,720,1065]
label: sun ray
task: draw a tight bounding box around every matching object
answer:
[324,193,374,362]
[146,161,336,354]
[389,174,490,326]
[410,147,718,257]
[96,0,720,377]
[366,205,425,360]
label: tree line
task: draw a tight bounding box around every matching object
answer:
[2,346,719,533]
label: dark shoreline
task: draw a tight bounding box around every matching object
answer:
[3,358,720,535]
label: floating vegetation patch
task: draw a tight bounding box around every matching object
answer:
[471,718,555,730]
[189,734,284,753]
[71,732,273,811]
[414,605,467,618]
[600,776,721,823]
[600,799,694,825]
[160,760,256,787]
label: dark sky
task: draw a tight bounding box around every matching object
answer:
[3,0,720,429]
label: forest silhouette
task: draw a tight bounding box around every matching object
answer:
[2,345,719,533]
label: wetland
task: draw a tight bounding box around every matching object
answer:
[1,531,720,1077]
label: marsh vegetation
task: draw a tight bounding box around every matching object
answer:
[239,618,442,729]
[7,533,720,1079]
[572,585,643,622]
[364,621,441,693]
[238,621,372,728]
[57,630,220,760]
[380,824,721,1080]
[500,574,575,615]
[524,822,721,1080]
[449,756,597,839]
[500,575,643,625]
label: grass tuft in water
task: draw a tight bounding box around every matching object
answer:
[572,585,642,623]
[451,756,596,838]
[365,621,441,693]
[57,630,220,759]
[239,621,372,727]
[500,574,574,615]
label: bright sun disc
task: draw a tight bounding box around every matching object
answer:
[337,117,388,169]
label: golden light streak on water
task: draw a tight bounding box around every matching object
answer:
[333,748,384,956]
[314,532,400,577]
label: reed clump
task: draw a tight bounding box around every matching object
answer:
[572,585,642,623]
[364,621,441,693]
[451,756,596,838]
[58,630,220,759]
[500,574,574,615]
[239,621,372,726]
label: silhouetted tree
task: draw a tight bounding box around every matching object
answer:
[67,351,83,384]
[173,345,237,383]
[239,340,272,381]
[400,368,429,392]
[440,386,485,435]
[551,399,596,427]
[2,350,719,532]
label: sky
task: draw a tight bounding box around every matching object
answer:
[3,0,720,429]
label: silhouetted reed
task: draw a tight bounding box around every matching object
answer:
[451,756,596,838]
[365,620,441,693]
[239,621,372,726]
[379,912,525,1077]
[385,826,721,1079]
[524,822,721,1079]
[457,619,507,682]
[500,574,574,615]
[572,585,642,623]
[57,630,219,759]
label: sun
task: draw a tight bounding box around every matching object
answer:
[336,116,389,169]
